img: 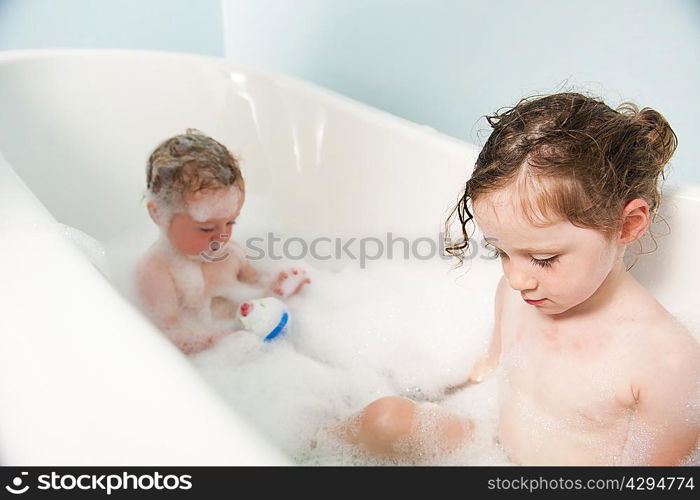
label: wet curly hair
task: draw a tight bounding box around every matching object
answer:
[445,92,677,265]
[146,129,243,206]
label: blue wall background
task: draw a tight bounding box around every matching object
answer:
[1,0,699,183]
[222,0,700,185]
[0,0,224,56]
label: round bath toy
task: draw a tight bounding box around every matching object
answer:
[235,297,289,342]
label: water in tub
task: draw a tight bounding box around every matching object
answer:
[95,193,699,465]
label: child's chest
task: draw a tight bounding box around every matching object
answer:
[168,256,241,311]
[498,300,637,429]
[200,256,241,292]
[495,304,642,464]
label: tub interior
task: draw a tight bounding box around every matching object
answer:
[0,51,697,464]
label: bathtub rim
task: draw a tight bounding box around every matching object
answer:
[0,48,695,199]
[0,48,476,153]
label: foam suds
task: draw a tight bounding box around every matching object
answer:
[187,186,241,222]
[103,193,699,466]
[189,260,502,464]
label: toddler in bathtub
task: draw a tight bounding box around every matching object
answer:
[135,129,310,354]
[334,93,699,465]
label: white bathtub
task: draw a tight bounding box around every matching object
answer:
[0,50,697,465]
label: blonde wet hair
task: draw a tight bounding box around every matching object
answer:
[146,128,243,208]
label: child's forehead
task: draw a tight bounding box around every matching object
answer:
[473,191,540,227]
[473,195,605,251]
[473,193,567,243]
[183,185,243,222]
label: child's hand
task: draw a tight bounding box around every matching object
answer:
[272,268,311,297]
[444,358,495,395]
[467,358,495,384]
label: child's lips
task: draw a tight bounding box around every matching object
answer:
[524,297,547,305]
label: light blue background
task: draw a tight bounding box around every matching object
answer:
[1,0,699,183]
[0,0,224,56]
[222,0,700,185]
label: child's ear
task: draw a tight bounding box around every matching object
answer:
[147,201,160,225]
[619,198,650,244]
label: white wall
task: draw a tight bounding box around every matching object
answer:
[222,0,700,185]
[0,0,224,56]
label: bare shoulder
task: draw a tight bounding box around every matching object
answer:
[226,240,248,262]
[135,249,169,282]
[225,240,251,274]
[642,310,698,361]
[630,280,696,346]
[134,249,176,304]
[625,297,699,383]
[616,276,694,345]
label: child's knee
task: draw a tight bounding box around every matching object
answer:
[359,396,417,452]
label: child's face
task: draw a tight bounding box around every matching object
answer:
[473,189,621,317]
[164,185,244,258]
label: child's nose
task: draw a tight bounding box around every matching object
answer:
[212,231,230,243]
[507,268,537,292]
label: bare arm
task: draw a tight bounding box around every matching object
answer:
[229,241,310,296]
[619,332,699,465]
[136,260,180,330]
[467,274,507,383]
[225,241,258,284]
[136,261,225,354]
[445,275,507,394]
[238,257,259,284]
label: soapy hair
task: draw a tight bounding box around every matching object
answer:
[445,92,677,265]
[146,129,243,206]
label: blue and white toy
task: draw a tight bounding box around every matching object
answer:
[235,297,290,342]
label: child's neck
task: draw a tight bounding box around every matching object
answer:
[551,256,629,322]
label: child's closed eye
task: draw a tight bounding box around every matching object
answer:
[530,256,558,268]
[486,243,558,269]
[200,220,235,232]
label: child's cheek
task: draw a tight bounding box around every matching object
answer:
[172,228,209,256]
